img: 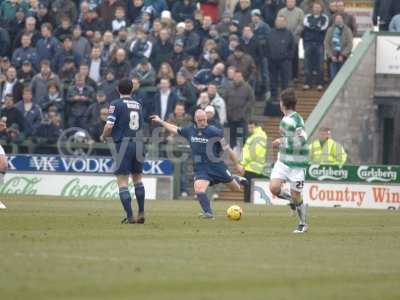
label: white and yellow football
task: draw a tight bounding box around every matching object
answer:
[227,205,243,221]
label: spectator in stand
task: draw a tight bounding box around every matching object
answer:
[100,30,115,62]
[278,0,304,81]
[207,82,227,126]
[324,14,353,80]
[224,70,254,149]
[13,16,41,51]
[239,120,267,203]
[128,27,153,68]
[301,0,330,14]
[66,73,95,128]
[172,0,197,23]
[78,63,97,91]
[88,107,109,142]
[108,48,131,79]
[53,35,81,73]
[54,16,73,42]
[303,2,329,91]
[114,27,130,49]
[198,39,220,69]
[144,0,168,18]
[373,0,400,31]
[152,77,178,121]
[183,18,201,57]
[0,27,11,58]
[88,45,106,84]
[72,25,91,61]
[58,57,77,93]
[196,91,211,111]
[98,0,125,30]
[175,71,197,115]
[40,81,64,117]
[226,44,256,83]
[111,6,128,34]
[0,94,25,142]
[18,60,35,85]
[51,0,78,26]
[309,126,347,165]
[0,0,29,24]
[327,0,338,20]
[33,111,63,153]
[165,101,191,196]
[179,55,199,81]
[85,90,109,131]
[130,57,156,87]
[216,11,233,38]
[234,0,252,29]
[31,60,61,104]
[241,25,262,65]
[169,40,186,74]
[198,15,213,43]
[0,66,23,103]
[15,86,42,137]
[265,15,294,103]
[36,23,60,63]
[81,8,105,40]
[261,0,286,28]
[12,34,39,71]
[127,0,145,24]
[98,69,119,103]
[220,65,236,96]
[157,62,175,84]
[335,1,357,35]
[151,28,173,72]
[204,105,220,127]
[389,13,400,32]
[192,62,226,92]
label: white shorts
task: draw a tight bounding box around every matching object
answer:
[271,161,305,192]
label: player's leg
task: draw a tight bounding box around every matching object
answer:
[131,173,145,224]
[194,179,213,218]
[289,169,308,233]
[116,175,135,224]
[270,161,297,213]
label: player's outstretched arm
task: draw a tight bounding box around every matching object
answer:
[150,115,179,135]
[100,123,113,142]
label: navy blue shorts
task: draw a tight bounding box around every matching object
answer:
[113,141,144,175]
[193,163,233,186]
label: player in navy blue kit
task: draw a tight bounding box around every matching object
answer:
[151,110,247,218]
[100,79,146,224]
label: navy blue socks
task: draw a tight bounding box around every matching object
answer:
[134,182,145,214]
[196,192,212,214]
[119,187,133,218]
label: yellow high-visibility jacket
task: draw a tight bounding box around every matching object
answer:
[241,126,267,174]
[309,138,347,165]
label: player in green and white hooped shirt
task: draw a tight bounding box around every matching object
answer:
[270,88,309,233]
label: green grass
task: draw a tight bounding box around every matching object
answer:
[1,197,400,300]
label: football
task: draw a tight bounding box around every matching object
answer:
[227,205,243,221]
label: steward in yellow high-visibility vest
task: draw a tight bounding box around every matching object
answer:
[309,127,347,165]
[240,121,268,202]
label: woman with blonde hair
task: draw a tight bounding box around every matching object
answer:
[157,62,175,85]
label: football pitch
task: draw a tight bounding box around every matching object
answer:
[1,197,400,300]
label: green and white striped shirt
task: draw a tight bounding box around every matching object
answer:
[278,111,309,168]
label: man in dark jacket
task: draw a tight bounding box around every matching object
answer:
[234,0,252,29]
[36,23,60,63]
[12,34,39,71]
[66,74,95,128]
[108,48,131,79]
[266,15,294,101]
[373,0,400,31]
[150,28,173,72]
[0,66,23,103]
[152,78,178,121]
[224,70,254,149]
[303,2,329,90]
[183,18,201,57]
[171,0,196,22]
[15,86,43,137]
[33,111,63,153]
[53,36,81,73]
[84,90,109,131]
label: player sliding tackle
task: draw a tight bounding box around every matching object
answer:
[0,144,7,209]
[270,88,309,233]
[151,110,248,218]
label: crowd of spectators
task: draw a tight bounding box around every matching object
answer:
[0,0,375,155]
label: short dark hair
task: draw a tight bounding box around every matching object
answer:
[118,78,133,95]
[175,101,186,108]
[280,88,297,110]
[248,119,258,126]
